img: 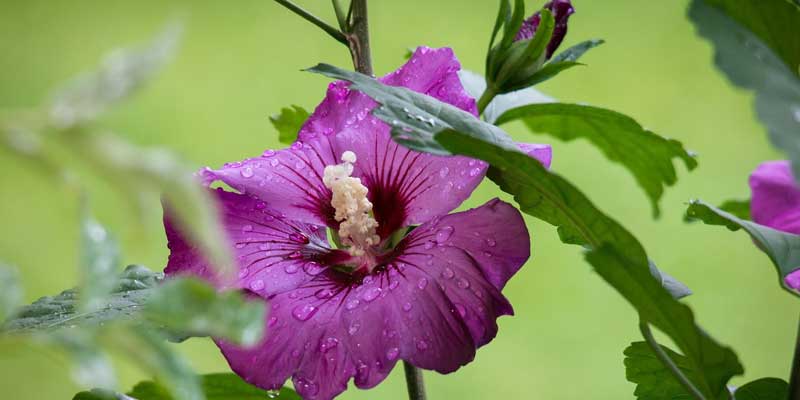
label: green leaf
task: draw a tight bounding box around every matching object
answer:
[73,388,133,400]
[550,39,605,63]
[719,198,750,220]
[2,264,160,333]
[734,378,788,400]
[270,105,310,144]
[624,341,702,400]
[519,60,583,88]
[689,0,800,181]
[49,329,118,390]
[588,245,743,399]
[0,264,22,324]
[495,103,697,217]
[685,199,800,296]
[79,210,121,313]
[49,24,182,128]
[435,130,741,399]
[144,277,266,346]
[128,373,300,400]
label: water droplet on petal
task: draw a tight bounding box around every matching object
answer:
[416,339,429,351]
[348,322,361,335]
[304,261,324,275]
[457,278,470,289]
[315,288,334,299]
[263,149,276,157]
[242,224,253,232]
[319,337,339,352]
[402,302,412,312]
[268,316,278,327]
[386,347,400,361]
[288,251,303,259]
[292,304,317,321]
[289,233,309,244]
[238,268,250,278]
[389,280,400,290]
[485,238,497,247]
[362,287,382,302]
[346,298,360,310]
[423,241,435,250]
[439,167,449,178]
[436,226,454,243]
[240,167,254,178]
[455,303,467,317]
[295,377,318,396]
[469,167,482,177]
[442,267,454,279]
[284,263,300,274]
[249,280,265,291]
[417,278,428,290]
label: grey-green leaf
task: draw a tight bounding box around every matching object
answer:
[48,329,118,389]
[458,69,554,124]
[73,388,134,400]
[2,264,160,333]
[734,378,788,400]
[0,264,22,324]
[79,211,121,313]
[495,103,698,217]
[689,0,800,182]
[128,373,300,400]
[270,105,310,144]
[49,24,181,128]
[685,199,800,296]
[550,39,605,63]
[144,277,266,346]
[719,198,750,220]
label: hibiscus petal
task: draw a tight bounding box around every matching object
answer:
[215,199,527,399]
[164,188,342,294]
[517,143,553,169]
[749,160,800,234]
[199,142,338,227]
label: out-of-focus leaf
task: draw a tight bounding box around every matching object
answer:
[549,39,605,63]
[49,329,117,390]
[734,378,788,400]
[270,105,310,144]
[49,24,182,128]
[79,209,121,312]
[128,373,300,400]
[685,199,800,296]
[66,133,234,278]
[689,0,800,181]
[649,261,692,300]
[458,69,554,124]
[117,327,202,400]
[495,103,698,217]
[435,130,741,399]
[73,388,134,400]
[1,265,160,333]
[624,341,701,399]
[718,198,750,220]
[144,277,266,346]
[0,264,22,323]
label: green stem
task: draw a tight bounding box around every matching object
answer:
[346,0,373,76]
[403,361,427,400]
[476,85,498,116]
[788,314,800,400]
[331,0,347,31]
[273,0,348,45]
[639,320,707,400]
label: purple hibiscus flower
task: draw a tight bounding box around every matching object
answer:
[164,47,551,400]
[750,160,800,290]
[515,0,575,58]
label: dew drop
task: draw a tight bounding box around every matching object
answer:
[435,226,454,243]
[417,278,428,290]
[263,149,276,157]
[266,389,280,399]
[319,337,339,352]
[455,303,467,317]
[238,268,250,278]
[442,267,454,279]
[249,280,265,291]
[292,304,317,321]
[269,159,280,167]
[295,377,318,396]
[242,224,253,232]
[268,316,278,327]
[389,280,400,290]
[416,339,429,351]
[457,278,470,289]
[284,263,300,274]
[346,298,360,310]
[439,167,449,178]
[315,288,334,299]
[386,347,400,361]
[289,233,309,244]
[485,238,497,247]
[362,287,382,302]
[469,167,482,177]
[423,241,435,250]
[348,322,361,335]
[402,302,412,312]
[240,167,254,178]
[288,251,303,259]
[235,242,246,249]
[304,261,324,275]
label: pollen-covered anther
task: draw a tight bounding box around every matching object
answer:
[323,151,380,257]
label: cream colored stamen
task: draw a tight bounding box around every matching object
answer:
[323,151,380,257]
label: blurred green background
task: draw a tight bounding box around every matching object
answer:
[0,0,796,398]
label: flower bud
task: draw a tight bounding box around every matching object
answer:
[515,0,574,59]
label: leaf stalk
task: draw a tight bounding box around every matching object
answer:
[639,320,707,400]
[403,361,427,400]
